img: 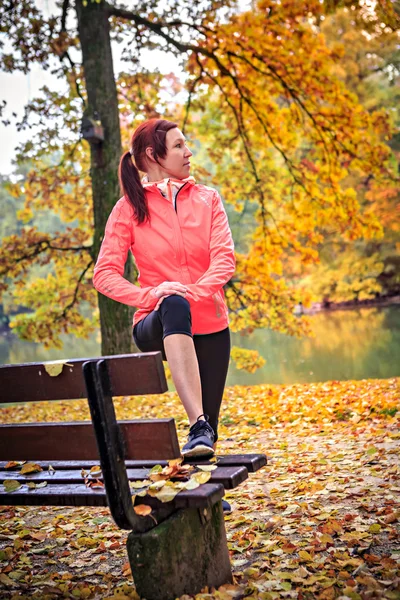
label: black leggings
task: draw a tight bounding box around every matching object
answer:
[133,295,230,441]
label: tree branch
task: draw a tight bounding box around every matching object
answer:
[105,4,209,37]
[13,241,91,266]
[57,260,94,321]
[104,3,230,73]
[60,0,70,33]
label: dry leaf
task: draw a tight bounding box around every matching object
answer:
[196,464,217,472]
[134,504,152,516]
[130,480,150,489]
[184,479,200,491]
[89,466,102,478]
[3,479,21,492]
[168,458,183,467]
[20,462,42,475]
[192,471,212,485]
[4,461,25,469]
[43,360,73,377]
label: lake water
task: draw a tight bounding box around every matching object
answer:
[0,306,399,386]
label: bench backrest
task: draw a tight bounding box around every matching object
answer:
[0,352,180,461]
[0,352,167,403]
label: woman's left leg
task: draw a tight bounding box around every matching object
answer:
[193,328,231,445]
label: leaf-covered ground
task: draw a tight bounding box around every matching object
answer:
[0,377,399,600]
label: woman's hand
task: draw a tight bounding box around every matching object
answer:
[152,281,187,311]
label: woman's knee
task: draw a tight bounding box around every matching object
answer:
[160,294,190,312]
[159,294,192,336]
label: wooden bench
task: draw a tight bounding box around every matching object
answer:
[0,352,267,600]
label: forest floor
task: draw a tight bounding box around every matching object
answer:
[0,377,399,600]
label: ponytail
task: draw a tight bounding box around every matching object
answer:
[118,151,149,224]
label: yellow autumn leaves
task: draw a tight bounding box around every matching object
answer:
[3,461,45,492]
[131,458,217,514]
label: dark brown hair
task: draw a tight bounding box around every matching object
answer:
[118,118,178,224]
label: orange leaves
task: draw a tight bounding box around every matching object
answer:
[130,458,214,504]
[0,376,399,598]
[19,462,42,475]
[4,461,25,469]
[133,505,152,517]
[80,466,104,489]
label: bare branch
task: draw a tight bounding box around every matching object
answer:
[60,0,70,33]
[12,241,91,266]
[57,260,94,320]
[182,75,202,133]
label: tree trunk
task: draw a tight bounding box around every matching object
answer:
[75,0,134,356]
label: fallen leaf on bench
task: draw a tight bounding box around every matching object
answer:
[184,479,200,490]
[43,361,73,377]
[148,480,166,490]
[89,466,102,477]
[86,479,104,489]
[192,471,212,484]
[168,458,183,466]
[149,464,163,474]
[196,464,217,472]
[27,481,48,489]
[149,472,165,482]
[48,465,55,473]
[151,481,182,502]
[130,480,150,489]
[20,462,42,475]
[4,461,26,470]
[134,504,152,516]
[3,479,22,492]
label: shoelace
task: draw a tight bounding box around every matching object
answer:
[189,418,213,439]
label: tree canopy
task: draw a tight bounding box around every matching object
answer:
[0,0,398,363]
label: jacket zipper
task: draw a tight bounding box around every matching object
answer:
[167,182,189,278]
[174,181,188,213]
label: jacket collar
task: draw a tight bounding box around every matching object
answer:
[142,176,195,200]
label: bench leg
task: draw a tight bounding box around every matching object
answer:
[126,500,232,600]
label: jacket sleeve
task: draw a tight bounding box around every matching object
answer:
[185,191,235,303]
[92,199,158,310]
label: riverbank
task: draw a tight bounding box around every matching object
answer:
[0,377,399,599]
[297,294,400,315]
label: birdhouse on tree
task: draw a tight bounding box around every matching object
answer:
[81,116,104,144]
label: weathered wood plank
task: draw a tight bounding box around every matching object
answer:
[0,482,224,509]
[0,352,167,404]
[0,419,180,461]
[0,466,248,490]
[0,454,267,472]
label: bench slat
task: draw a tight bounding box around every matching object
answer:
[0,420,181,461]
[0,482,224,509]
[0,454,267,473]
[0,352,167,404]
[0,465,248,490]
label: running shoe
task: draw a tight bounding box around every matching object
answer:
[181,415,215,458]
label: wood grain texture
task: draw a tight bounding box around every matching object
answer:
[0,352,167,404]
[0,419,181,461]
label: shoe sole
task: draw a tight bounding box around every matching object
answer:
[181,444,215,458]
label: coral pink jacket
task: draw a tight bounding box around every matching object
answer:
[93,178,235,334]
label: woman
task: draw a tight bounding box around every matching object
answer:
[93,118,235,460]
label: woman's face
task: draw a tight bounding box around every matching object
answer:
[149,128,192,180]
